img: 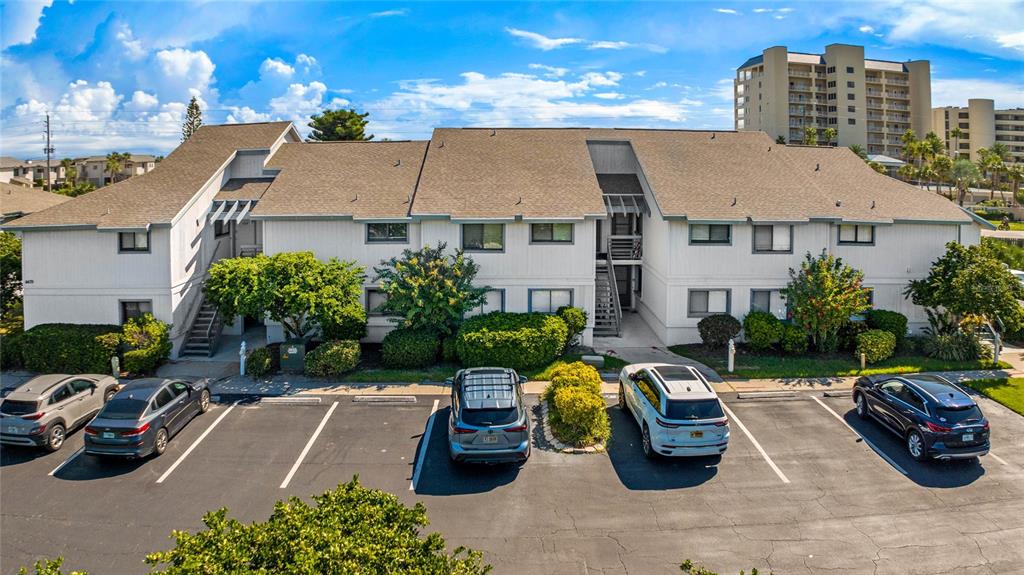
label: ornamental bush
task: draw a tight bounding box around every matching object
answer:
[551,385,610,447]
[247,346,276,378]
[381,328,440,369]
[866,309,908,348]
[556,306,588,348]
[855,329,896,364]
[922,332,988,362]
[742,311,782,351]
[779,324,809,355]
[838,320,870,352]
[542,361,602,402]
[0,332,25,370]
[121,314,172,375]
[456,312,568,371]
[697,314,741,349]
[319,303,367,341]
[20,324,121,373]
[305,340,360,377]
[440,336,459,364]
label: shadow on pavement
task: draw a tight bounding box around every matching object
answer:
[0,444,55,467]
[840,409,986,489]
[53,451,149,481]
[606,406,720,490]
[412,406,521,496]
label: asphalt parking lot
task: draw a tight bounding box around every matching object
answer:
[3,390,1024,575]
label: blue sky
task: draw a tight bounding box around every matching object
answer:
[2,0,1022,157]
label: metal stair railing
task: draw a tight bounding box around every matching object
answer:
[604,237,623,336]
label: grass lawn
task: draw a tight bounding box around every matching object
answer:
[525,353,629,380]
[961,378,1024,416]
[338,352,628,383]
[985,219,1024,231]
[669,343,1010,379]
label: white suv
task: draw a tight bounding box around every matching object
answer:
[618,363,729,458]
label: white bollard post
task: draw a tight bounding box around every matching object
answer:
[727,338,735,374]
[240,340,247,377]
[111,355,120,377]
[860,352,866,371]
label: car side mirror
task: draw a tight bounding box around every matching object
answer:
[445,377,454,386]
[518,375,528,385]
[628,372,640,382]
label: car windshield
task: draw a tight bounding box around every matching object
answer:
[0,400,39,416]
[935,405,984,425]
[460,407,520,427]
[664,399,724,421]
[98,398,149,420]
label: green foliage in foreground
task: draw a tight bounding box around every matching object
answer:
[961,378,1024,417]
[680,559,770,574]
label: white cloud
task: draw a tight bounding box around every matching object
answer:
[125,90,159,112]
[226,106,272,124]
[505,27,582,50]
[752,8,770,13]
[932,78,1024,108]
[635,70,647,77]
[578,71,623,88]
[649,81,668,89]
[153,48,216,100]
[588,40,633,50]
[295,54,320,75]
[874,0,1024,58]
[997,30,1024,49]
[268,82,349,120]
[528,63,569,78]
[53,80,123,121]
[14,99,49,117]
[1,0,53,49]
[370,8,408,18]
[859,25,875,34]
[710,78,735,101]
[714,8,740,15]
[115,23,146,61]
[593,92,624,100]
[259,58,295,79]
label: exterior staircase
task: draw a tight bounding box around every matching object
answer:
[594,261,621,337]
[180,298,223,357]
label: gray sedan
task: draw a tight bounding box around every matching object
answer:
[0,374,120,452]
[84,378,211,458]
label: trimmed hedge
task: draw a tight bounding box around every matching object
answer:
[0,332,25,370]
[305,340,361,377]
[743,311,782,351]
[541,361,603,402]
[320,303,368,341]
[697,314,741,349]
[556,306,588,348]
[838,320,870,352]
[20,324,121,374]
[456,312,568,371]
[121,314,172,375]
[381,327,440,369]
[248,346,276,378]
[440,336,459,364]
[855,329,896,364]
[780,324,809,355]
[866,309,908,348]
[551,386,610,447]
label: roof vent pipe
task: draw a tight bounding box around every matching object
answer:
[871,200,876,209]
[768,146,771,152]
[515,195,523,205]
[439,140,445,148]
[352,194,359,202]
[731,197,737,206]
[711,133,716,140]
[836,200,842,207]
[394,159,401,167]
[490,129,496,136]
[815,163,820,171]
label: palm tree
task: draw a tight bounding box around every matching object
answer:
[976,146,1008,202]
[59,158,75,186]
[900,129,918,163]
[823,127,837,147]
[776,135,786,145]
[803,125,818,146]
[922,132,944,164]
[867,161,887,174]
[897,163,916,183]
[951,158,981,206]
[918,164,937,192]
[1007,163,1024,206]
[849,144,868,160]
[931,154,953,200]
[949,127,963,159]
[105,152,123,186]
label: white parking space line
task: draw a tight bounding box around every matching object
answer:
[810,395,909,477]
[49,446,84,476]
[989,452,1009,466]
[279,401,338,489]
[410,399,441,491]
[720,403,790,484]
[157,401,238,484]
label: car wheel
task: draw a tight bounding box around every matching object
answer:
[44,423,66,452]
[854,393,869,420]
[907,430,926,462]
[641,423,655,459]
[104,387,117,403]
[153,428,169,457]
[198,389,211,414]
[618,383,626,410]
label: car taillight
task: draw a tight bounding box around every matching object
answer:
[655,418,680,428]
[84,426,98,436]
[714,418,729,427]
[504,424,528,432]
[21,412,45,421]
[120,422,150,437]
[28,424,47,435]
[925,421,952,433]
[982,421,990,431]
[451,424,475,434]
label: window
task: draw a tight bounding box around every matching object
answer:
[49,385,72,404]
[366,222,409,243]
[466,289,505,317]
[118,231,149,253]
[827,81,836,88]
[828,93,837,100]
[838,224,874,245]
[826,66,836,74]
[848,118,856,125]
[847,93,855,100]
[829,117,838,125]
[68,379,94,394]
[752,224,792,253]
[365,289,389,315]
[848,106,856,113]
[828,106,837,112]
[847,81,855,88]
[689,224,731,245]
[750,289,787,319]
[170,382,189,397]
[151,388,174,411]
[688,289,730,317]
[846,66,854,73]
[120,301,153,323]
[530,223,573,243]
[529,289,573,313]
[214,220,230,238]
[462,224,504,251]
[863,287,875,310]
[634,372,661,412]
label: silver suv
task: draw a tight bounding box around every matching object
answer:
[447,368,531,464]
[0,374,120,452]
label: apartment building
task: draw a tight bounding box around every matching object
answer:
[76,154,157,187]
[932,99,1024,163]
[4,122,980,357]
[735,44,931,157]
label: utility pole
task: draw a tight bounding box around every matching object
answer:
[43,114,55,193]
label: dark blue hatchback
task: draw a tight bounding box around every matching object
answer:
[853,375,990,462]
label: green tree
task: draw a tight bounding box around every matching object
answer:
[0,232,22,313]
[823,127,837,147]
[849,144,867,160]
[977,143,1009,202]
[931,154,954,199]
[949,127,963,159]
[906,242,1024,334]
[867,161,886,174]
[104,152,123,185]
[782,250,870,352]
[983,237,1024,270]
[143,479,489,574]
[802,125,817,146]
[56,181,96,197]
[680,560,767,575]
[1008,163,1024,204]
[306,108,374,142]
[181,96,202,142]
[204,252,365,340]
[17,557,85,575]
[897,162,916,182]
[775,135,786,144]
[951,158,981,206]
[373,242,488,337]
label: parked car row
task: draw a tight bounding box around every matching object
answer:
[1,376,211,458]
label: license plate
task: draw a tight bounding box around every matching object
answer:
[690,431,704,439]
[962,433,974,442]
[102,432,115,439]
[482,435,498,444]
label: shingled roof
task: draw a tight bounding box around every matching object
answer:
[4,122,293,230]
[0,182,71,221]
[252,141,428,219]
